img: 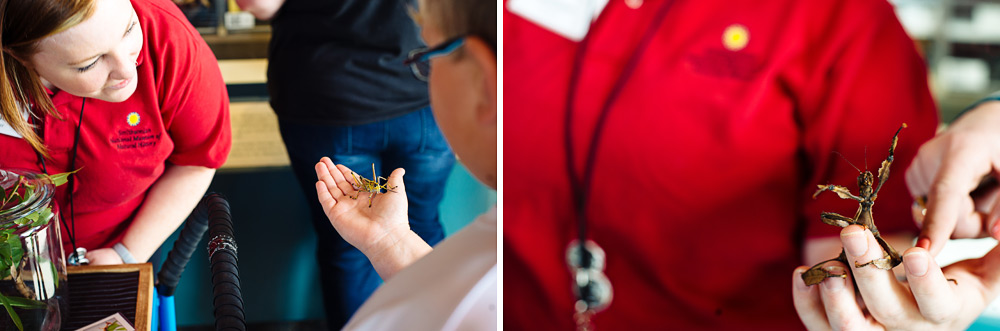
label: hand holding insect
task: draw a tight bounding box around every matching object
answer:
[793,221,1000,330]
[314,157,409,257]
[792,124,1000,330]
[800,124,907,287]
[349,163,398,208]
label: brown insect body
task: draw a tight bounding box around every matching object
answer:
[802,124,905,286]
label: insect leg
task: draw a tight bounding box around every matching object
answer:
[873,124,905,199]
[820,212,858,228]
[350,172,364,190]
[814,184,863,202]
[856,233,902,270]
[802,250,850,286]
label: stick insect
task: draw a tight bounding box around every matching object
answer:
[802,124,906,286]
[349,163,397,208]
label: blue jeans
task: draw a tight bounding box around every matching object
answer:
[278,107,454,329]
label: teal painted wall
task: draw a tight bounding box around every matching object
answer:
[156,163,495,326]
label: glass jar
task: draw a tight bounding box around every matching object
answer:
[0,169,68,331]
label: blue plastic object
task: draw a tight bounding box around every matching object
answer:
[157,290,177,331]
[152,288,159,329]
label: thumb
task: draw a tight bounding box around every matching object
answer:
[387,168,406,193]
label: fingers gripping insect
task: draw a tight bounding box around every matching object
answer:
[802,124,906,286]
[349,163,398,208]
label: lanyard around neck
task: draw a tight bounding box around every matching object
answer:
[561,1,677,326]
[563,0,675,247]
[33,97,86,252]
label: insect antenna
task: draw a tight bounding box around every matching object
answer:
[832,151,861,174]
[864,146,868,171]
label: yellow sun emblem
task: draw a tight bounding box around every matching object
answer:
[722,24,749,51]
[127,112,140,127]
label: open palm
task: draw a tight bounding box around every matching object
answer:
[314,157,409,255]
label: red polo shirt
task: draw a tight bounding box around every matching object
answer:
[0,0,230,255]
[504,0,937,329]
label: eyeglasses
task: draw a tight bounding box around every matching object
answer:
[404,37,465,81]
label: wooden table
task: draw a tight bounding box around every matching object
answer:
[63,263,153,330]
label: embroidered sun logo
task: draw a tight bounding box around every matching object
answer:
[127,112,140,127]
[722,24,749,51]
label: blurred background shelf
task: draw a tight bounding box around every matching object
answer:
[894,0,1000,122]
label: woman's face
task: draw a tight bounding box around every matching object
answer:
[30,0,143,103]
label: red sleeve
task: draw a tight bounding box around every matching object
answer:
[791,0,938,239]
[146,0,232,168]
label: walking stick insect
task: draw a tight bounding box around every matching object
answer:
[802,124,907,286]
[349,163,397,208]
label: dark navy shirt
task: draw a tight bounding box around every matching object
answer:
[267,0,429,125]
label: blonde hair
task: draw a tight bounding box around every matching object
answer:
[0,0,96,157]
[418,0,496,55]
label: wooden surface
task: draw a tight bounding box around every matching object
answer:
[216,57,290,170]
[67,263,153,330]
[202,31,270,60]
[222,102,291,169]
[218,59,267,84]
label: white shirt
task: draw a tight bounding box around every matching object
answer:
[344,206,498,331]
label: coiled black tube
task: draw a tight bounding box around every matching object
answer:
[205,194,246,331]
[156,194,212,296]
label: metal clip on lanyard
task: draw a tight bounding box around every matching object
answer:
[562,1,675,329]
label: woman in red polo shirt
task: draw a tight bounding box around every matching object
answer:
[0,0,230,265]
[505,0,938,329]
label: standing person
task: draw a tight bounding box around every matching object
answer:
[505,0,937,329]
[234,0,455,327]
[0,0,230,265]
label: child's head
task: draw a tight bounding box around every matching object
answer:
[415,0,497,189]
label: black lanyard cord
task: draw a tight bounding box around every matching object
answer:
[32,98,84,251]
[64,97,85,250]
[563,0,676,246]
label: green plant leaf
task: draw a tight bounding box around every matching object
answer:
[14,213,34,226]
[0,248,9,267]
[9,236,22,273]
[0,231,12,274]
[1,297,44,309]
[33,207,51,227]
[0,239,12,268]
[105,321,126,331]
[50,263,57,289]
[4,180,21,206]
[24,207,51,228]
[0,293,24,331]
[44,169,80,187]
[19,185,32,205]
